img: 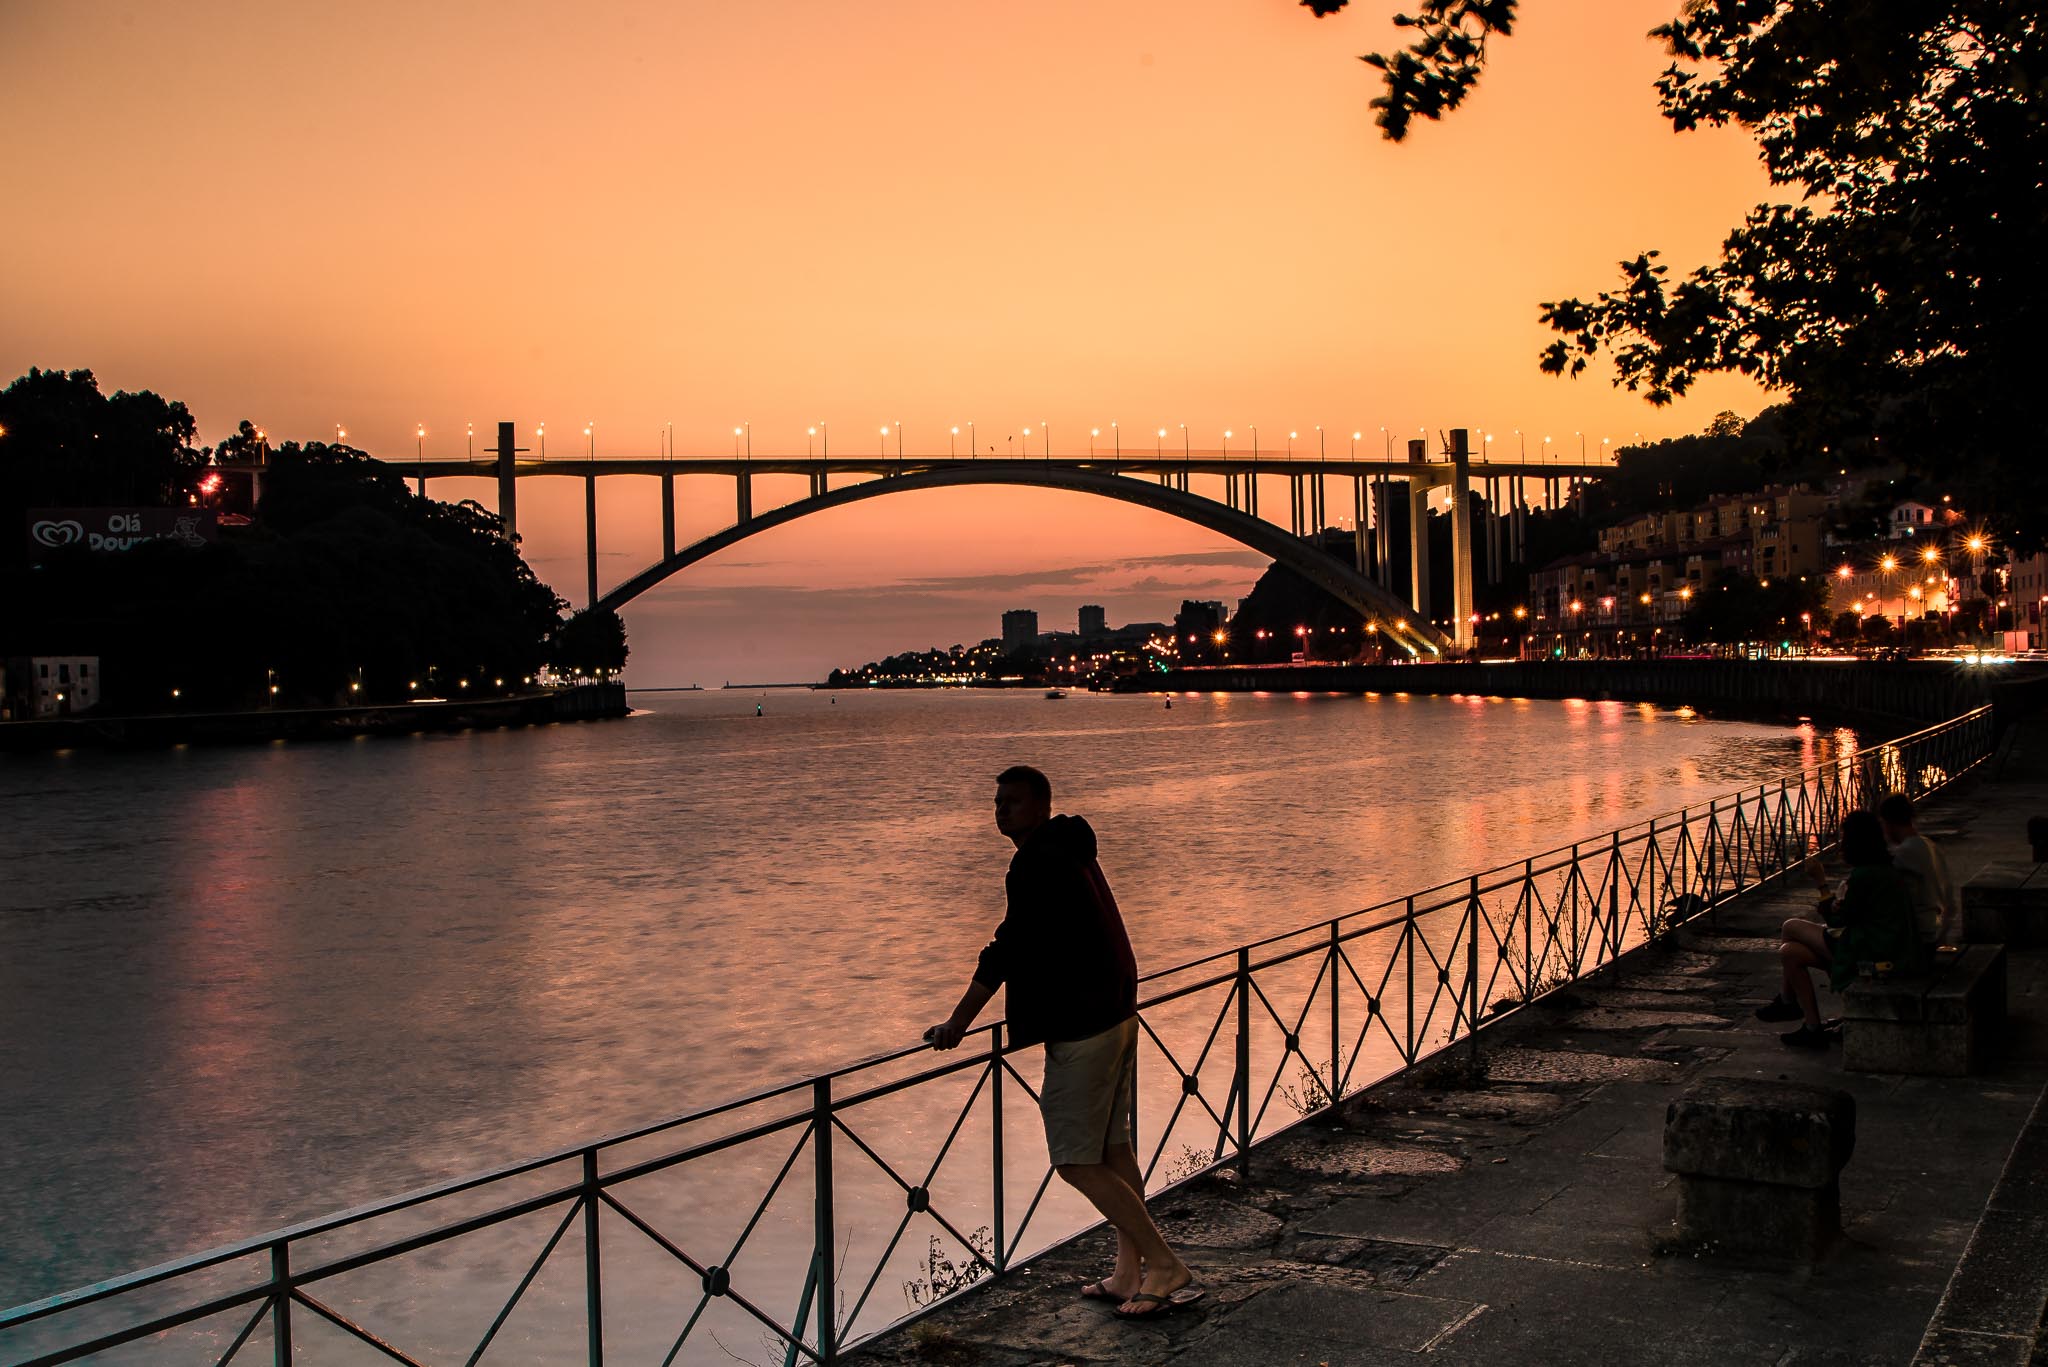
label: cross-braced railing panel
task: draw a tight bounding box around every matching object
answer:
[2,707,1995,1366]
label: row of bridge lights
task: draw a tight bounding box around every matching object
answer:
[330,423,1625,461]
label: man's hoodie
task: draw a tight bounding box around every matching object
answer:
[972,814,1138,1047]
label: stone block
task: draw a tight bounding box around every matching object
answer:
[1963,861,2048,947]
[1842,944,2004,1076]
[1675,1173,1842,1261]
[1843,1019,1974,1077]
[1663,1076,1856,1189]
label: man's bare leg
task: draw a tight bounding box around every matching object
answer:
[1079,1143,1147,1298]
[1056,1154,1190,1313]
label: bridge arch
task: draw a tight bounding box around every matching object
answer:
[594,463,1446,656]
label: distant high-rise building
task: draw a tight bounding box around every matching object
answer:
[1078,604,1107,637]
[1001,609,1040,654]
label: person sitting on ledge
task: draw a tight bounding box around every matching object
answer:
[1878,791,1959,946]
[1756,809,1924,1048]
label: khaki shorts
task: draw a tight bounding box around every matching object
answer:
[1039,1017,1138,1166]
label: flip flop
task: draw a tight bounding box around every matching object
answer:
[1078,1280,1134,1303]
[1111,1288,1205,1321]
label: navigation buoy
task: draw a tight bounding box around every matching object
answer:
[756,703,763,716]
[1165,698,1173,710]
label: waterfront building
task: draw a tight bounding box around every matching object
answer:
[1000,609,1039,654]
[1078,604,1107,637]
[5,655,101,718]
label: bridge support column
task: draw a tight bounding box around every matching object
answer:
[1407,444,1432,625]
[1374,474,1392,589]
[737,470,754,523]
[583,471,599,608]
[1447,430,1475,652]
[809,468,827,499]
[1246,470,1258,518]
[1312,474,1326,534]
[1289,475,1304,536]
[1353,477,1368,574]
[496,421,518,542]
[660,471,676,560]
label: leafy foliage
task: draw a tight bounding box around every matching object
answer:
[1313,2,2048,544]
[551,607,630,677]
[0,368,205,559]
[1,370,582,710]
[1302,0,1518,140]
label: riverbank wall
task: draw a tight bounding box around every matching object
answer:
[1118,659,2048,732]
[0,681,628,753]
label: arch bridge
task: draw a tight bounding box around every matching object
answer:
[255,427,1609,654]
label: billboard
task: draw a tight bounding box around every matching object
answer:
[26,508,219,556]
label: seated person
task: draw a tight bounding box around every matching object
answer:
[1756,809,1925,1048]
[1878,791,1958,945]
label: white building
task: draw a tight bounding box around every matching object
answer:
[26,656,100,717]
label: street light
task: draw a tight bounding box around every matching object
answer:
[808,425,818,458]
[879,424,890,458]
[1156,427,1164,458]
[586,423,595,461]
[537,423,545,459]
[952,425,960,458]
[1180,423,1188,459]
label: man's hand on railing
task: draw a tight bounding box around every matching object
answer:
[924,1020,966,1051]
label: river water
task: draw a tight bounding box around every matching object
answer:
[0,688,1852,1322]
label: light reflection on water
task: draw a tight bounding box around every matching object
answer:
[0,688,1848,1307]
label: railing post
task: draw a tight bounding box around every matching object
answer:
[1568,844,1582,973]
[1404,897,1417,1061]
[1234,947,1252,1177]
[1465,876,1481,1063]
[1608,830,1622,962]
[1646,817,1659,934]
[989,1026,1006,1272]
[1523,858,1535,998]
[1328,919,1342,1106]
[583,1148,603,1367]
[813,1078,837,1361]
[270,1243,291,1367]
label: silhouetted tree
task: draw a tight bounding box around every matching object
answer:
[0,368,205,564]
[551,607,629,678]
[1307,1,2048,544]
[1,372,583,710]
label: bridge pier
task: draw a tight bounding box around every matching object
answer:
[584,471,598,608]
[1447,430,1475,651]
[737,469,753,523]
[1374,473,1393,590]
[1407,443,1432,625]
[496,421,518,542]
[660,471,676,560]
[809,468,827,499]
[1352,477,1368,574]
[1289,475,1305,536]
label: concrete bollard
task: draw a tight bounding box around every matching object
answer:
[1663,1076,1856,1260]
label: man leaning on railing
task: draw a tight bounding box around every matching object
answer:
[925,764,1201,1323]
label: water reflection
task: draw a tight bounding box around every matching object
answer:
[0,689,1849,1306]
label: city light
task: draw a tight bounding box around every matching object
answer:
[1837,564,1854,579]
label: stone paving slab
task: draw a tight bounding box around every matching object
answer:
[845,774,2048,1367]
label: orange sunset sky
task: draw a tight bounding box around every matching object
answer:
[1,1,1779,684]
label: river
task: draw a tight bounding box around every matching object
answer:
[0,687,1852,1317]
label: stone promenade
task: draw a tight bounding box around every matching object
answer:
[847,752,2048,1366]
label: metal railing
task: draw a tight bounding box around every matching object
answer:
[1,705,1995,1367]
